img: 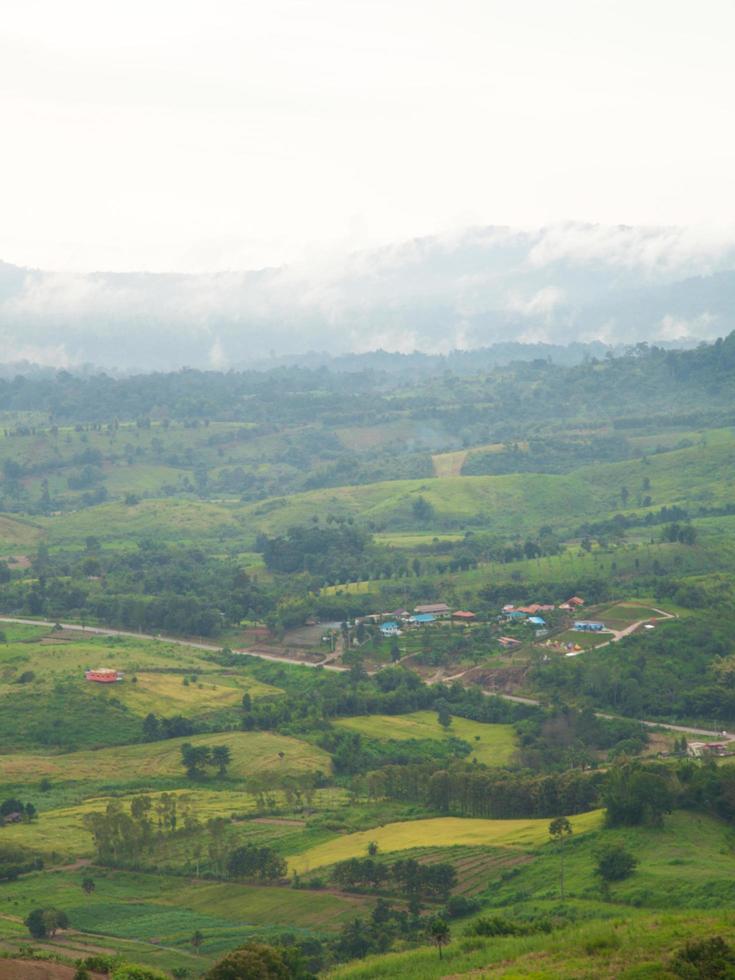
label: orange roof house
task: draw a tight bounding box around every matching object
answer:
[452,610,476,621]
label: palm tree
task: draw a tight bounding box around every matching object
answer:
[427,917,451,960]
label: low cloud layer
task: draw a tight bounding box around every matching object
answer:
[1,222,733,370]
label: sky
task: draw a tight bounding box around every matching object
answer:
[1,0,735,274]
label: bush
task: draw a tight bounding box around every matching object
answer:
[444,895,481,919]
[670,936,735,978]
[204,941,297,979]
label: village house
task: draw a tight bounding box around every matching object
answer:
[452,610,476,622]
[414,603,451,618]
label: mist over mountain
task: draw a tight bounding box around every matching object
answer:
[2,222,735,371]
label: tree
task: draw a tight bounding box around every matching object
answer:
[548,817,573,901]
[212,745,232,777]
[427,917,451,960]
[204,940,296,979]
[81,876,96,895]
[411,496,434,523]
[594,843,637,898]
[25,907,69,939]
[191,929,205,951]
[143,713,160,741]
[367,840,379,857]
[436,699,452,729]
[180,743,212,779]
[390,638,401,663]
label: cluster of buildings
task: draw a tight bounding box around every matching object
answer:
[687,740,732,758]
[501,596,585,630]
[375,603,476,637]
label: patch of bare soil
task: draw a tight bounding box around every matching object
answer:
[462,664,529,691]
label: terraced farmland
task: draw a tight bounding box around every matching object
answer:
[289,811,604,874]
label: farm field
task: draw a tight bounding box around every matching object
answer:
[0,730,331,784]
[0,867,371,967]
[289,811,603,874]
[97,670,280,717]
[334,712,517,767]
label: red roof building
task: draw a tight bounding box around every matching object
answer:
[452,610,476,621]
[85,668,123,683]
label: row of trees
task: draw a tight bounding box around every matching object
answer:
[332,856,456,902]
[369,763,601,818]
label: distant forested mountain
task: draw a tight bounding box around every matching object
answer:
[1,223,735,369]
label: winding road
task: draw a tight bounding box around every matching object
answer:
[0,612,728,743]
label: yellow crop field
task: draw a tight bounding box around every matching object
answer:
[0,730,331,783]
[334,712,518,767]
[289,811,604,874]
[110,671,280,717]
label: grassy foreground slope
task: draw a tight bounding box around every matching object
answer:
[329,910,735,979]
[290,811,603,874]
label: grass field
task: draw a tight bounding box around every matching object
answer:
[334,712,517,767]
[290,811,603,874]
[102,670,280,717]
[485,810,735,911]
[0,730,331,784]
[0,788,349,859]
[0,515,44,554]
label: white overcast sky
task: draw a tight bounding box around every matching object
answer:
[1,0,734,273]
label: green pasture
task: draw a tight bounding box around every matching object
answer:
[0,633,215,680]
[44,498,246,548]
[334,712,517,767]
[0,515,44,555]
[484,810,735,912]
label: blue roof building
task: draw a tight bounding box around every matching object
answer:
[528,616,546,625]
[411,613,435,624]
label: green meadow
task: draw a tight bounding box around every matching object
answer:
[334,712,517,767]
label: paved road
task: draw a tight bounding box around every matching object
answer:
[0,615,345,671]
[1,613,729,742]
